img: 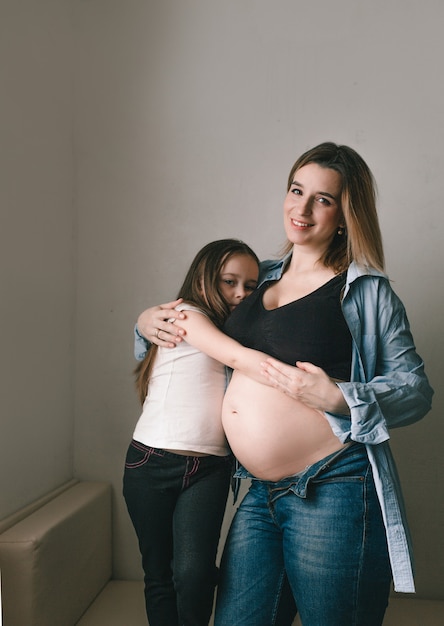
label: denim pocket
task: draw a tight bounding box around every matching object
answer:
[269,444,369,500]
[124,440,163,469]
[310,446,369,486]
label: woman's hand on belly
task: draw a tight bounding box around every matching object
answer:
[260,358,350,415]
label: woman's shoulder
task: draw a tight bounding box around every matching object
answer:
[258,255,289,284]
[345,264,407,321]
[345,262,393,297]
[346,261,388,283]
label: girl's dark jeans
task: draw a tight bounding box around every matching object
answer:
[123,440,232,626]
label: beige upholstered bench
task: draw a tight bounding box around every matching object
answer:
[0,480,132,625]
[0,480,442,625]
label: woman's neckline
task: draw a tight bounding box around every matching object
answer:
[260,272,345,312]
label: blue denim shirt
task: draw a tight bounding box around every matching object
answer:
[134,256,434,592]
[259,256,433,592]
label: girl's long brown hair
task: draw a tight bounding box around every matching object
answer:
[134,239,260,404]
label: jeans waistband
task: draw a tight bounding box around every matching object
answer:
[130,439,232,463]
[233,442,367,498]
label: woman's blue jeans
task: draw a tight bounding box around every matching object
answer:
[214,444,392,626]
[123,440,232,626]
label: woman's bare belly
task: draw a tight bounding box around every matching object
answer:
[222,371,346,481]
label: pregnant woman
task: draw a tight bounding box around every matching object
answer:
[136,142,433,626]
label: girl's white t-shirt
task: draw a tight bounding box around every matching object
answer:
[132,304,229,456]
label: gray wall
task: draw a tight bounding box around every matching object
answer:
[2,0,443,600]
[0,0,75,513]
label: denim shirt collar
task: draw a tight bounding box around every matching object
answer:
[259,254,387,292]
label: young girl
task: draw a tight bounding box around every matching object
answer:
[123,239,274,626]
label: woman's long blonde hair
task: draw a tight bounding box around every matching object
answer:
[134,239,260,404]
[282,142,385,274]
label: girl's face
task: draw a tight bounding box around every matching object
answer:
[218,253,259,311]
[283,162,344,254]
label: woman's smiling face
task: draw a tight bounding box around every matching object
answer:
[283,162,344,253]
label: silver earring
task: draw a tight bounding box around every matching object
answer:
[337,226,345,235]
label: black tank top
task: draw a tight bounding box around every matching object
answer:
[224,273,352,381]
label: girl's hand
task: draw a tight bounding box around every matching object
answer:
[260,358,350,415]
[137,299,187,348]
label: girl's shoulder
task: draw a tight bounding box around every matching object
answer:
[175,302,208,316]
